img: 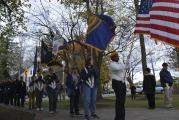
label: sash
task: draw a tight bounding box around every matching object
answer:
[84,67,94,88]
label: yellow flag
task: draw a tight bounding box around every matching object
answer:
[24,68,28,77]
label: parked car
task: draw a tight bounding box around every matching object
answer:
[136,86,143,94]
[155,84,164,94]
[136,85,164,94]
[103,89,114,94]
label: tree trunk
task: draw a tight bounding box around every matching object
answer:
[95,0,99,14]
[100,0,104,14]
[86,0,91,13]
[175,48,179,68]
[139,35,147,75]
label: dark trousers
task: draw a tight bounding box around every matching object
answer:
[146,93,155,108]
[36,90,43,109]
[131,93,136,100]
[29,92,35,109]
[69,90,80,114]
[47,89,57,112]
[14,94,20,107]
[112,80,126,120]
[9,94,14,105]
[20,95,25,107]
[4,92,10,105]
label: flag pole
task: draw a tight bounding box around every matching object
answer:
[91,47,93,63]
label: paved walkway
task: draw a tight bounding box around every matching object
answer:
[35,108,179,120]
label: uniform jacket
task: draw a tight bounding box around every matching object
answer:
[160,68,173,87]
[143,74,156,94]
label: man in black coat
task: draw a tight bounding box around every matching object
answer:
[20,79,27,107]
[44,68,59,113]
[0,82,3,103]
[14,79,21,107]
[143,68,156,109]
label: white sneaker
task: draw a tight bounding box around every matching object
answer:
[40,108,43,111]
[37,108,40,111]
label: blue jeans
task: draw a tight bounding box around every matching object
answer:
[83,84,97,116]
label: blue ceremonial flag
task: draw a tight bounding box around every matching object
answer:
[86,14,116,51]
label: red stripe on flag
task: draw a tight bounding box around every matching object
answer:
[150,15,179,24]
[135,24,151,28]
[151,33,179,46]
[150,24,179,35]
[151,6,179,13]
[155,0,179,4]
[134,30,150,34]
[136,17,150,21]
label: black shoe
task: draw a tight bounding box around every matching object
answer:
[75,112,83,116]
[85,115,90,120]
[91,114,100,119]
[70,112,74,117]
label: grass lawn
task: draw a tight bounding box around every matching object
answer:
[42,94,179,109]
[99,94,179,109]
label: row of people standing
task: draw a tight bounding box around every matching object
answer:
[0,79,26,107]
[28,68,59,113]
[109,51,175,120]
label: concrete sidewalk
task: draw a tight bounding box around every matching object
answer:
[35,108,179,120]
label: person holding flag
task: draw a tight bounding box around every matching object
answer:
[109,51,130,120]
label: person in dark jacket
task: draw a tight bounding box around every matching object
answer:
[0,82,3,103]
[14,79,21,107]
[143,68,156,109]
[35,73,45,111]
[19,79,27,107]
[159,63,174,109]
[28,78,36,109]
[44,67,59,113]
[130,84,136,100]
[4,81,11,105]
[9,80,15,105]
[66,67,81,116]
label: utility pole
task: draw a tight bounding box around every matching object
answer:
[150,52,155,77]
[134,0,147,76]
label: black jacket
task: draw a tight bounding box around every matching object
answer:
[44,73,58,91]
[143,74,156,94]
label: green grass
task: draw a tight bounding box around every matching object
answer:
[41,94,179,109]
[97,94,179,109]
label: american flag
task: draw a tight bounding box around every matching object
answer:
[135,0,179,46]
[134,0,154,34]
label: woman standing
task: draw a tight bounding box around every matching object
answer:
[66,67,81,116]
